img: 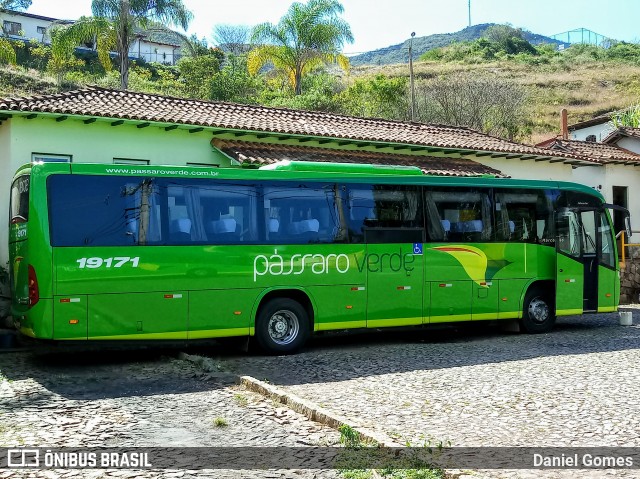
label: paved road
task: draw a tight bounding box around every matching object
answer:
[214,309,640,478]
[0,347,340,478]
[2,310,639,478]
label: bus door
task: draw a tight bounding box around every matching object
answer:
[347,184,424,328]
[555,208,598,314]
[364,240,424,328]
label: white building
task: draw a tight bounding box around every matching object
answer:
[1,9,182,65]
[1,10,64,44]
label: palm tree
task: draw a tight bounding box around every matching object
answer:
[248,0,353,95]
[51,0,192,90]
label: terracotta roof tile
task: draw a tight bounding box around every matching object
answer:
[214,140,507,177]
[542,138,640,165]
[0,86,591,163]
[602,127,640,144]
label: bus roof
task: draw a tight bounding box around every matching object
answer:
[22,161,604,200]
[260,160,424,175]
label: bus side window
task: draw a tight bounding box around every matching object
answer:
[165,181,259,245]
[347,185,423,244]
[263,182,342,244]
[494,189,555,244]
[49,176,163,247]
[426,188,492,242]
[347,189,375,243]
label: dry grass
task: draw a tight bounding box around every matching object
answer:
[352,60,640,144]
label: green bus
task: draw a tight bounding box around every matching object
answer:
[9,161,630,354]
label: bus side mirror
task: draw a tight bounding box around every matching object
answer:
[625,216,632,239]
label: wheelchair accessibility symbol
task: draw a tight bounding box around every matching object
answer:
[412,243,423,255]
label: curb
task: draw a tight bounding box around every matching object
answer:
[178,351,403,447]
[239,374,405,449]
[179,352,464,478]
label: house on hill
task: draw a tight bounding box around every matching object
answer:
[602,127,640,155]
[568,112,615,142]
[1,9,182,65]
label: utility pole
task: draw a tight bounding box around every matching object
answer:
[409,32,416,121]
[468,0,471,27]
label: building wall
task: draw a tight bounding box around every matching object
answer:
[572,163,640,231]
[570,123,614,142]
[473,157,574,181]
[129,38,180,65]
[1,12,180,64]
[0,120,14,269]
[0,115,233,265]
[2,12,53,43]
[615,137,640,155]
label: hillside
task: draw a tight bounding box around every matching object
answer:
[1,46,639,146]
[349,24,563,66]
[351,59,640,143]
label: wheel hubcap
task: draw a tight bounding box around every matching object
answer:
[528,298,549,323]
[267,310,300,345]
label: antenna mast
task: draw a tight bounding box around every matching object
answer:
[468,0,471,27]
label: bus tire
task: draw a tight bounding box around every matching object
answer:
[255,298,309,354]
[520,287,556,333]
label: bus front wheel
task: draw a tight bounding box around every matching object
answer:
[520,288,556,333]
[255,298,310,354]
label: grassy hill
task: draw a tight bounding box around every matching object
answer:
[1,44,638,146]
[351,59,640,143]
[349,24,562,66]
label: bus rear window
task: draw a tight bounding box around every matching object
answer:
[10,176,29,224]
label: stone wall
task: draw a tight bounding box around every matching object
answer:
[620,248,640,304]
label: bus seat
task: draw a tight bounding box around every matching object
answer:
[465,220,483,232]
[170,218,192,242]
[441,219,451,232]
[509,221,515,233]
[268,218,280,233]
[288,218,320,243]
[289,219,319,234]
[450,220,483,240]
[206,218,240,243]
[209,218,237,234]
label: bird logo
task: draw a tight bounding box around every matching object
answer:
[431,246,511,285]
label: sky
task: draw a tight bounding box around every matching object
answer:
[26,0,640,55]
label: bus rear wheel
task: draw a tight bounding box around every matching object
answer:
[255,298,310,354]
[520,287,556,333]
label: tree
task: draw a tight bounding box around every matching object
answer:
[0,0,31,8]
[483,24,536,55]
[611,105,640,129]
[248,0,353,95]
[338,75,409,120]
[210,53,262,103]
[51,0,192,90]
[0,0,32,65]
[416,72,530,141]
[213,24,251,55]
[177,50,223,99]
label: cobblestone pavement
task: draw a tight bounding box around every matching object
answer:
[0,347,341,479]
[214,310,640,478]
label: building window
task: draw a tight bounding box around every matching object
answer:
[32,153,71,163]
[3,21,21,35]
[37,26,46,35]
[113,158,150,165]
